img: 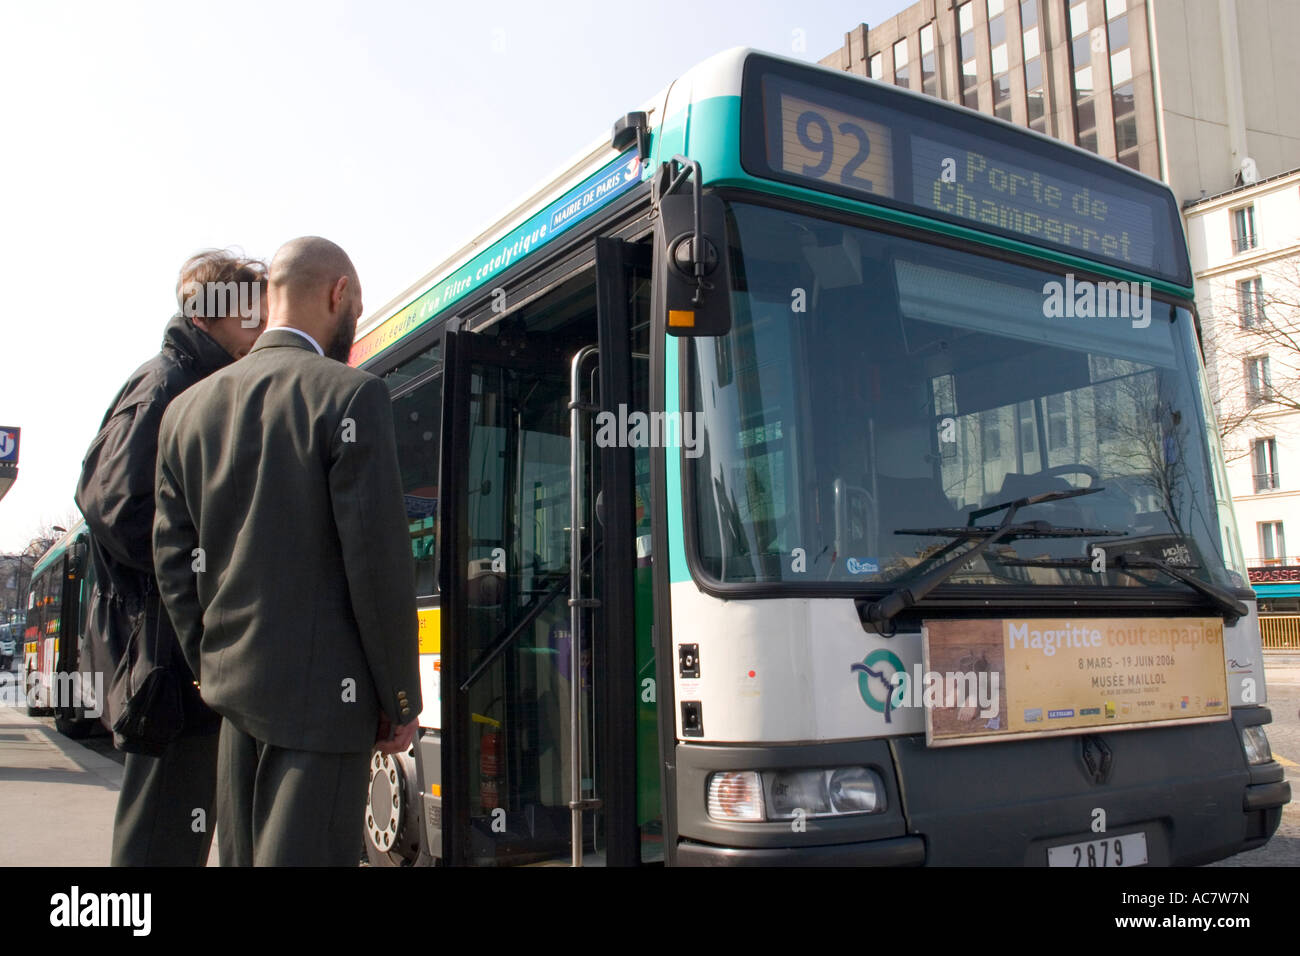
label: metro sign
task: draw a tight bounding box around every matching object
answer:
[0,427,18,464]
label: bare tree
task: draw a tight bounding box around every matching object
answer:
[5,512,83,613]
[1201,257,1300,463]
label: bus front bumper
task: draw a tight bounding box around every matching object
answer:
[674,706,1289,866]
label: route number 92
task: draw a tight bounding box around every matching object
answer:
[794,109,877,190]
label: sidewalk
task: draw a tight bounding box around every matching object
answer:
[0,701,123,865]
[0,694,220,866]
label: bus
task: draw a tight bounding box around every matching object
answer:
[22,520,102,737]
[351,47,1290,866]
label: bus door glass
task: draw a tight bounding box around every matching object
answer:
[440,242,651,866]
[442,323,592,866]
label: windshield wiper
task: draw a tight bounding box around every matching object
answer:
[995,551,1247,622]
[858,487,1121,633]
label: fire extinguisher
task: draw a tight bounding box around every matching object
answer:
[473,713,502,815]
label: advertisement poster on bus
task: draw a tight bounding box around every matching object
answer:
[922,617,1230,747]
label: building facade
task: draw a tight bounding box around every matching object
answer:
[1185,167,1300,638]
[820,0,1300,205]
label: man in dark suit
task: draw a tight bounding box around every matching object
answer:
[153,236,420,866]
[77,249,267,866]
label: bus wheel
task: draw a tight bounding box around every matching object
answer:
[364,747,422,866]
[54,713,96,738]
[25,674,51,718]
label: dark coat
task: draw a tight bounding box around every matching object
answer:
[153,328,422,753]
[75,314,233,737]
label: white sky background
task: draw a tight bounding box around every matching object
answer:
[0,0,898,552]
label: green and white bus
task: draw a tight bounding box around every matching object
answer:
[21,519,102,738]
[352,48,1289,866]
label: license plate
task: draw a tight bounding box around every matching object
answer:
[1047,832,1148,867]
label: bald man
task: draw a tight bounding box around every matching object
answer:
[153,237,421,866]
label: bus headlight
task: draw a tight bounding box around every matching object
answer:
[707,767,887,821]
[763,767,886,819]
[706,771,764,821]
[764,769,832,818]
[828,766,884,813]
[1241,726,1273,765]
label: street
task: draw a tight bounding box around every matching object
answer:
[1207,657,1300,866]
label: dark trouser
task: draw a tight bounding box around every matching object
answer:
[111,732,219,866]
[216,719,369,866]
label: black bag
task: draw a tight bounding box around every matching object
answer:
[105,583,184,756]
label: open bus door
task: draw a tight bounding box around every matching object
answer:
[436,238,653,866]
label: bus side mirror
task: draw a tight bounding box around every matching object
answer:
[70,537,87,573]
[655,191,732,337]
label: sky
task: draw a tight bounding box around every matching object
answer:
[0,0,902,553]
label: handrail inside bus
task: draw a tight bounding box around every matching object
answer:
[459,542,604,692]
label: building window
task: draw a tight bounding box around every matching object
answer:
[988,0,1010,118]
[1233,205,1257,253]
[1246,355,1272,406]
[981,412,1003,461]
[1252,437,1280,492]
[1239,276,1266,328]
[1094,380,1121,443]
[1109,8,1138,169]
[959,1,979,109]
[920,24,938,95]
[1022,1,1045,131]
[1046,393,1069,450]
[992,45,1011,120]
[1070,0,1098,152]
[1260,521,1286,565]
[988,0,1006,43]
[894,38,910,88]
[870,52,883,79]
[1017,400,1038,454]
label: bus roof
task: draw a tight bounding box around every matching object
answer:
[30,518,86,579]
[351,89,670,359]
[350,46,1191,366]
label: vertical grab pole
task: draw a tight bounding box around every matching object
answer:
[569,345,600,866]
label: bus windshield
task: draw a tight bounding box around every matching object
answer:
[688,201,1246,596]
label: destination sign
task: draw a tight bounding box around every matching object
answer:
[777,92,895,199]
[911,134,1155,267]
[744,59,1188,286]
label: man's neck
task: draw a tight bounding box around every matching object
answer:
[269,324,325,356]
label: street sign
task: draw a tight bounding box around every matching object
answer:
[0,427,19,464]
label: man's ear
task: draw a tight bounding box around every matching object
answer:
[330,275,350,314]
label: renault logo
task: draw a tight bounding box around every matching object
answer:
[1081,734,1113,785]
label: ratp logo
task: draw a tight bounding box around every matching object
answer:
[0,428,18,462]
[850,649,905,721]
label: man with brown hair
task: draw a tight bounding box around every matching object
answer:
[154,236,420,865]
[77,249,267,866]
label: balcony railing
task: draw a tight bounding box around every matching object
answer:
[1233,232,1258,254]
[1253,471,1280,492]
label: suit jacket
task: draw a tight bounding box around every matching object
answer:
[153,328,421,753]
